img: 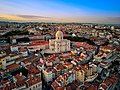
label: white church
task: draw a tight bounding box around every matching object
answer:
[46,30,70,53]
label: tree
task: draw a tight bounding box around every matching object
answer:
[2,30,29,37]
[64,36,95,45]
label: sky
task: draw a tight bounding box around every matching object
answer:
[0,0,120,24]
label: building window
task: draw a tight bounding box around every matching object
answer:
[65,48,67,51]
[38,84,41,86]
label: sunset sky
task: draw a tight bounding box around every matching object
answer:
[0,0,120,23]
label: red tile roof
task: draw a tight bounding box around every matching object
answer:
[99,75,119,90]
[6,63,20,71]
[74,42,95,48]
[23,55,38,63]
[28,41,48,46]
[84,82,91,87]
[99,84,107,90]
[14,74,21,80]
[87,85,97,90]
[51,81,59,90]
[16,80,25,87]
[25,77,41,87]
[0,80,9,85]
[56,87,64,90]
[56,64,66,70]
[15,58,24,62]
[26,65,40,75]
[101,61,108,65]
[3,83,16,90]
[20,48,27,52]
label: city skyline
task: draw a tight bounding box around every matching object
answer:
[0,0,120,24]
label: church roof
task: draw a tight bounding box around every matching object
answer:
[56,30,63,37]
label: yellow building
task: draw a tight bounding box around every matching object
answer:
[75,67,85,82]
[0,57,6,69]
[77,70,85,82]
[85,66,92,77]
[42,69,53,83]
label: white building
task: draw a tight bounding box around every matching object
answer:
[48,30,70,53]
[11,38,17,44]
[25,78,42,90]
[111,26,115,30]
[19,48,28,57]
[42,69,53,83]
[10,45,18,52]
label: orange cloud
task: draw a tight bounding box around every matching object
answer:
[0,14,77,22]
[0,14,27,20]
[1,14,119,24]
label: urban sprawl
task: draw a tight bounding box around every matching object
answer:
[0,22,120,90]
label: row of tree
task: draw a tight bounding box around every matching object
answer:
[3,30,29,37]
[64,36,95,45]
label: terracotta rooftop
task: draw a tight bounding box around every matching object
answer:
[101,61,108,65]
[14,74,21,80]
[87,85,96,90]
[0,80,9,85]
[56,87,64,90]
[56,64,66,70]
[99,84,107,90]
[23,55,38,63]
[51,81,59,90]
[84,82,91,87]
[16,80,25,87]
[25,77,41,87]
[3,83,16,90]
[6,63,20,71]
[15,58,24,62]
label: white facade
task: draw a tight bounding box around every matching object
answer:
[10,46,18,52]
[12,39,17,44]
[27,81,42,90]
[49,30,70,53]
[28,44,48,52]
[20,51,28,57]
[111,26,115,30]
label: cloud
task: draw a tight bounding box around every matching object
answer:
[17,15,49,18]
[0,14,65,22]
[0,14,26,20]
[105,17,120,24]
[107,17,120,20]
[0,14,120,24]
[0,14,51,21]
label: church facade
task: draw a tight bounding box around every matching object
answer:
[49,30,70,53]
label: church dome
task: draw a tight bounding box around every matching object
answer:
[56,30,63,37]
